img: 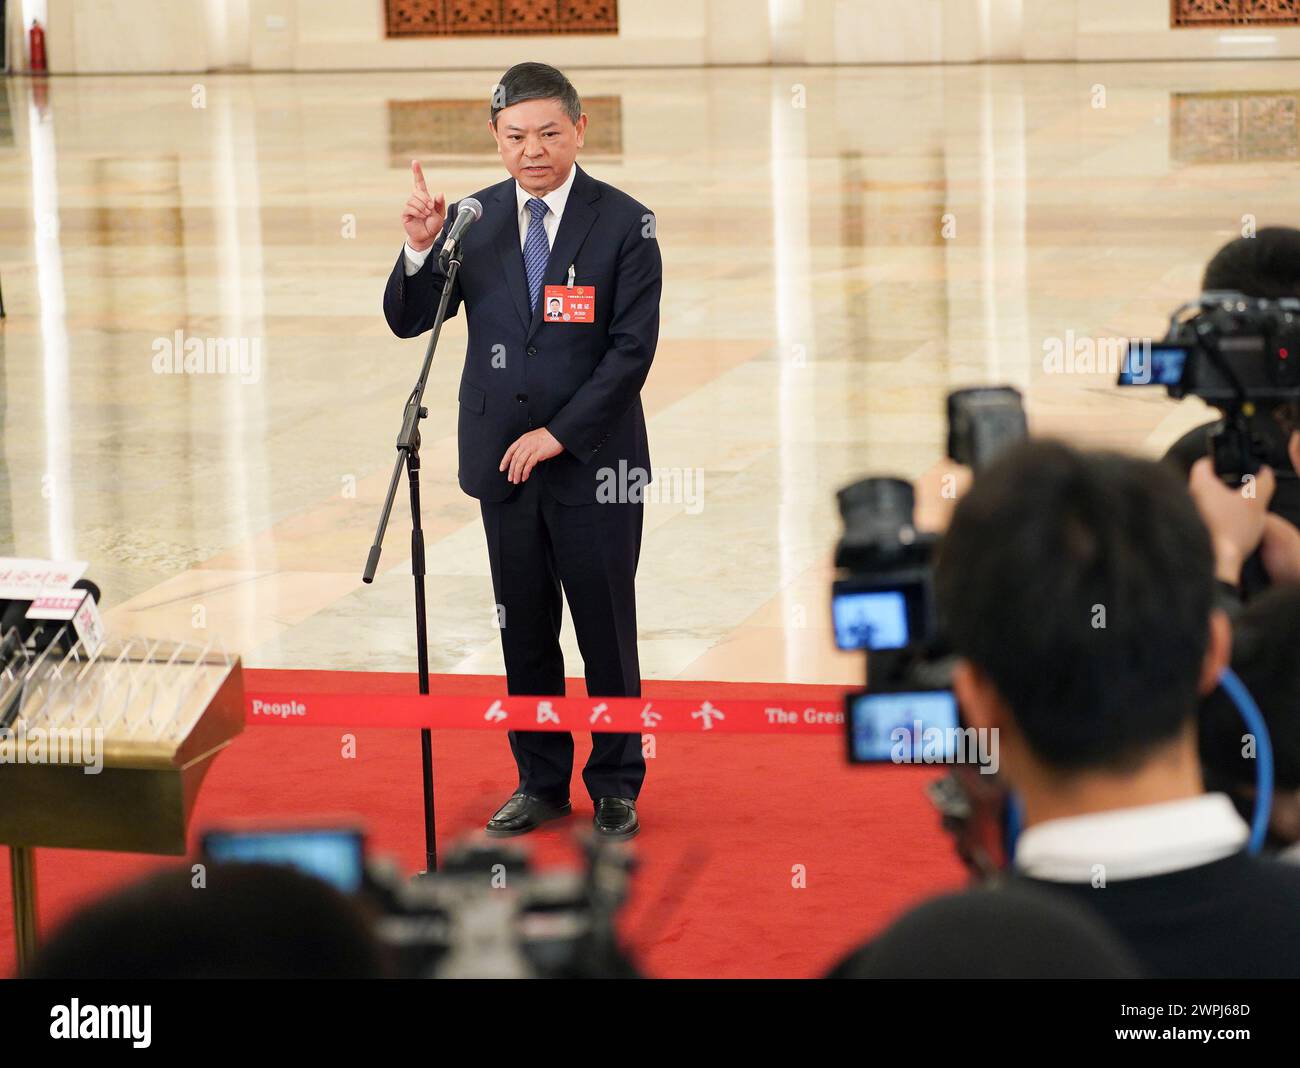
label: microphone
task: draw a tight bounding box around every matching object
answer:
[0,576,101,730]
[438,196,483,268]
[31,578,102,656]
[0,598,35,667]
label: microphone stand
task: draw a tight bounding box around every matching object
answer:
[363,247,463,876]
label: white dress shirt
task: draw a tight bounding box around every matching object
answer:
[403,163,577,276]
[1014,792,1250,883]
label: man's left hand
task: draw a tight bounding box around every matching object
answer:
[500,427,564,484]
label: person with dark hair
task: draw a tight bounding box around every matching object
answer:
[1204,226,1300,299]
[24,863,388,979]
[1163,227,1300,543]
[827,885,1141,979]
[936,440,1300,978]
[384,63,661,840]
[1199,583,1300,860]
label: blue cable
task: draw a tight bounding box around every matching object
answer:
[1218,666,1273,855]
[1004,790,1022,863]
[1000,668,1272,861]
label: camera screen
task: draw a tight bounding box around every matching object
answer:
[848,690,959,763]
[202,828,366,893]
[832,588,909,650]
[1117,342,1188,386]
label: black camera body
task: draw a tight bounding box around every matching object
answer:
[830,386,1028,665]
[833,387,1029,765]
[200,825,638,978]
[832,478,937,656]
[947,386,1029,472]
[1120,292,1300,478]
[832,477,956,767]
[363,838,638,979]
[832,390,1025,876]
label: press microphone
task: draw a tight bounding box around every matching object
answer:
[0,601,23,726]
[0,574,102,729]
[438,196,483,268]
[0,598,34,666]
[31,578,102,656]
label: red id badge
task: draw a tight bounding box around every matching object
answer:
[542,285,595,323]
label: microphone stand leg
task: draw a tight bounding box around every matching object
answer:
[406,447,437,875]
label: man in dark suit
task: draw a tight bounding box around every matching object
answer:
[383,62,661,840]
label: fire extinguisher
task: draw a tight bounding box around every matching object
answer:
[29,19,47,73]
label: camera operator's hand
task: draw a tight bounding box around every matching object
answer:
[915,460,973,534]
[1188,457,1276,586]
[1260,513,1300,585]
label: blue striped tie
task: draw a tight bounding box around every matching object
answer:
[522,197,550,311]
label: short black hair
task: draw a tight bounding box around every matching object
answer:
[1203,227,1300,299]
[936,440,1216,773]
[826,885,1140,979]
[24,862,387,978]
[1200,583,1300,814]
[490,62,581,126]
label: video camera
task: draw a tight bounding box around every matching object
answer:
[1118,292,1300,480]
[200,823,639,978]
[830,387,1027,661]
[830,387,1025,876]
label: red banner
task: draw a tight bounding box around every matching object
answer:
[242,670,850,735]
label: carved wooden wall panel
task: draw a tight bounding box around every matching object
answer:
[1172,0,1300,26]
[386,1,618,36]
[1171,90,1300,162]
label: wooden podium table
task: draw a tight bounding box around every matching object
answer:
[0,636,244,972]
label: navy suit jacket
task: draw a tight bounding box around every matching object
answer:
[383,163,661,505]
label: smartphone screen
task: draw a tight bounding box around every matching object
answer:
[201,827,366,893]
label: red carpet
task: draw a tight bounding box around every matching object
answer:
[0,722,967,979]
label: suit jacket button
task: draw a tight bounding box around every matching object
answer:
[516,393,528,402]
[527,346,537,357]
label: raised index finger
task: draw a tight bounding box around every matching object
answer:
[411,159,429,194]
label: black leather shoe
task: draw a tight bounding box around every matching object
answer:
[485,792,571,838]
[593,797,639,840]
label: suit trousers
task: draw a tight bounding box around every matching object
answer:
[479,472,646,801]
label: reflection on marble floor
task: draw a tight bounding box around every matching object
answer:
[2,62,1296,684]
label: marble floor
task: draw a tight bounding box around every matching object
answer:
[1,61,1295,685]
